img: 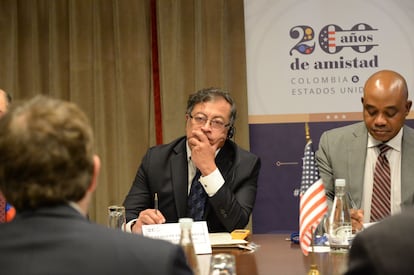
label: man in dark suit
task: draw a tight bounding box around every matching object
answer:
[0,95,192,275]
[124,88,261,233]
[346,208,414,274]
[316,70,414,231]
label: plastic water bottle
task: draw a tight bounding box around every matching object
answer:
[179,218,200,275]
[328,179,352,252]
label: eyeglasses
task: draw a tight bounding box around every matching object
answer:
[189,114,230,130]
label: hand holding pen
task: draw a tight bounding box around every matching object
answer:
[347,192,364,233]
[130,192,165,234]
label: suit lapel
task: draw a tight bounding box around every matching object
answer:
[401,125,414,205]
[348,123,368,207]
[215,140,236,180]
[171,139,189,217]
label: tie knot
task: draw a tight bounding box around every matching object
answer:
[377,143,391,155]
[194,169,201,179]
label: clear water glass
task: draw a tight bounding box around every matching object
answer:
[108,205,126,230]
[209,253,236,275]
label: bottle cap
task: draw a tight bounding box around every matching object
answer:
[335,178,346,187]
[179,218,194,229]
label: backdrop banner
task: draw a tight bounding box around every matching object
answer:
[244,0,414,233]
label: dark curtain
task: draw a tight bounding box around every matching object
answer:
[0,0,249,227]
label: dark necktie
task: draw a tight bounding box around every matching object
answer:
[187,170,207,221]
[370,143,391,222]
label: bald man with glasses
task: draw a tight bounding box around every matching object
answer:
[123,87,261,234]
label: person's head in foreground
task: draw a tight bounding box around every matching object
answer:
[0,89,12,118]
[0,95,98,214]
[0,95,193,275]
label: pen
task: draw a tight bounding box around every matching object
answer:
[347,192,357,209]
[154,193,158,214]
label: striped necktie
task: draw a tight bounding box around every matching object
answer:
[370,143,391,222]
[187,170,207,221]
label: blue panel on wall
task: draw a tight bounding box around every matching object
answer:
[250,119,414,233]
[249,121,355,233]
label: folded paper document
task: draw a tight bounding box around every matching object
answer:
[142,221,212,254]
[209,232,248,247]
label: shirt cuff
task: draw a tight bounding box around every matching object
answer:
[199,168,224,197]
[124,218,137,233]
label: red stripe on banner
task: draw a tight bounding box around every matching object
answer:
[299,177,328,256]
[150,0,163,144]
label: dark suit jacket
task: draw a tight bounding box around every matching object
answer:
[0,205,192,275]
[316,122,414,209]
[346,207,414,275]
[123,136,261,232]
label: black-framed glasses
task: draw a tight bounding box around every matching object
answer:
[189,114,230,130]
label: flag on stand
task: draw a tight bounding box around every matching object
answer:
[299,140,328,256]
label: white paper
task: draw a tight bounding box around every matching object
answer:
[363,222,378,229]
[142,221,212,254]
[307,246,331,253]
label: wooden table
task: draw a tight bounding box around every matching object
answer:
[198,234,348,275]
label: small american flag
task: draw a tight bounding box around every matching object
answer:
[299,140,328,255]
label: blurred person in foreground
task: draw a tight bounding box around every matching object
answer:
[0,89,16,222]
[0,95,192,275]
[123,88,261,234]
[0,89,12,117]
[346,207,414,274]
[316,70,414,232]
